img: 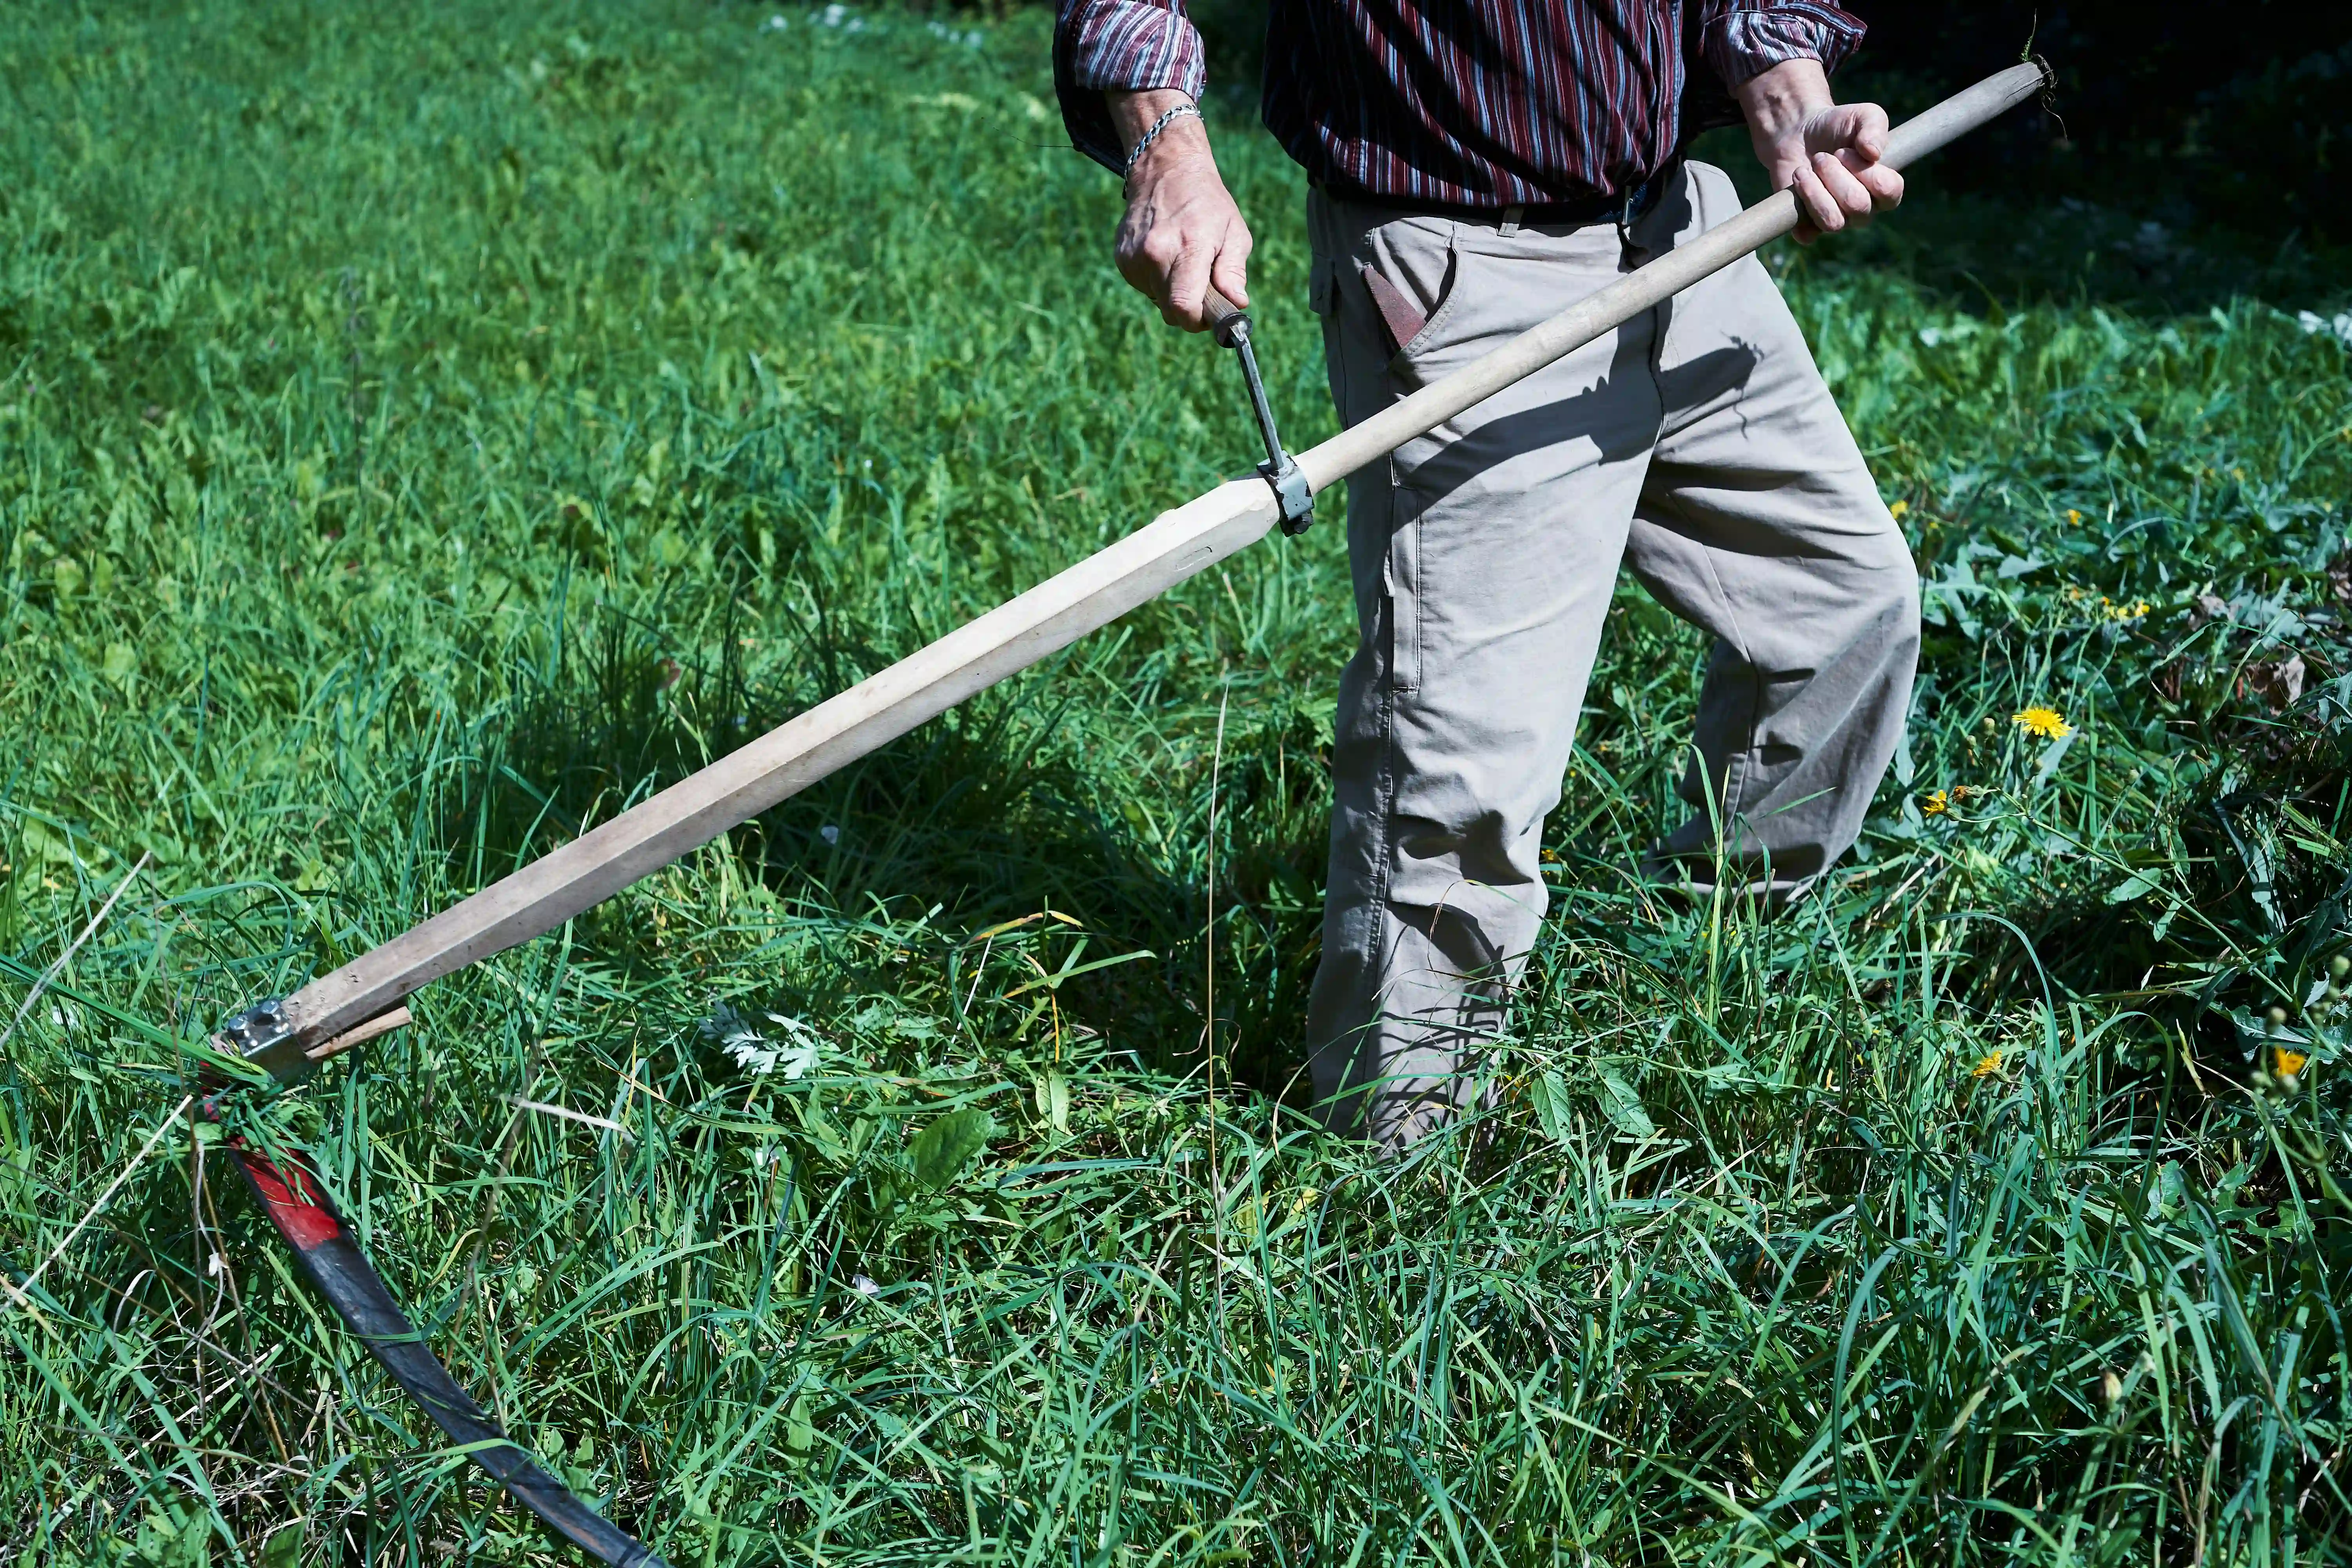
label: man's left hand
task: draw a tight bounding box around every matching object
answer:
[1735,58,1903,244]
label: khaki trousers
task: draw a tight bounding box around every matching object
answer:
[1302,163,1919,1148]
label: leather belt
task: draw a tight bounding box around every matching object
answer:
[1318,161,1679,233]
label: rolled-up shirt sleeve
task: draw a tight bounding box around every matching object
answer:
[1699,0,1865,89]
[1053,0,1208,174]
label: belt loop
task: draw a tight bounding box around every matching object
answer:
[1498,203,1523,238]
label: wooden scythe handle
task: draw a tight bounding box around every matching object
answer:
[243,63,2049,1078]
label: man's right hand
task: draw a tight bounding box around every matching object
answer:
[1108,89,1252,332]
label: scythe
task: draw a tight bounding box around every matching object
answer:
[189,64,2048,1565]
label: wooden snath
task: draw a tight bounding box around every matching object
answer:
[220,62,2052,1084]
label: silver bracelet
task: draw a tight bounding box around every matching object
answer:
[1121,101,1201,177]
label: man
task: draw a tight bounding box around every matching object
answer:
[1053,0,1917,1147]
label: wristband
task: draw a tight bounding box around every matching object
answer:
[1121,101,1201,178]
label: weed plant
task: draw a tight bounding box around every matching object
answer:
[4,2,2352,1564]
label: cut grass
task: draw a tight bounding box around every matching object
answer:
[5,2,2352,1564]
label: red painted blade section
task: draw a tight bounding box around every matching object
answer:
[227,1140,670,1568]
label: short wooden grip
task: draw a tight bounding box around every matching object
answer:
[1202,286,1248,347]
[305,1005,410,1065]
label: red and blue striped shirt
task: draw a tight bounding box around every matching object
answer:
[1053,0,1864,209]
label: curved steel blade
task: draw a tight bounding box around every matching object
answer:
[229,1143,671,1568]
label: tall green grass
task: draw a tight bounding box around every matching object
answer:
[4,2,2352,1563]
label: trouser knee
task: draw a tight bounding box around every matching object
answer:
[1849,532,1922,659]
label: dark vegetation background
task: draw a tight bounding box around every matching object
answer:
[1851,1,2352,248]
[1173,0,2352,290]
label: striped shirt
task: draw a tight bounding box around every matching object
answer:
[1053,0,1864,210]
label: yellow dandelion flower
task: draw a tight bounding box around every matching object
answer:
[2275,1047,2308,1079]
[2013,706,2073,740]
[1922,789,1950,817]
[1972,1051,2004,1078]
[1888,499,1909,520]
[2066,508,2082,524]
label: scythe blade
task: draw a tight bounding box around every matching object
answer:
[227,1141,671,1568]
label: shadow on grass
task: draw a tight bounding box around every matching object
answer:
[423,596,1332,1102]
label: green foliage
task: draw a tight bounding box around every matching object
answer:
[907,1106,995,1192]
[3,2,2352,1566]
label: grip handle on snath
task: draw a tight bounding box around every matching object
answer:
[1201,285,1249,349]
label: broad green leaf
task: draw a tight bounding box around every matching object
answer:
[1530,1069,1573,1146]
[258,1526,302,1568]
[1038,1071,1070,1134]
[909,1106,995,1191]
[2032,730,2076,789]
[1595,1070,1656,1140]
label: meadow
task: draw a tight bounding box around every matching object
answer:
[4,1,2352,1563]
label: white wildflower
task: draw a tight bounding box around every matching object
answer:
[2296,310,2352,347]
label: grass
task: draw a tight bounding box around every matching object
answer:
[4,1,2352,1563]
